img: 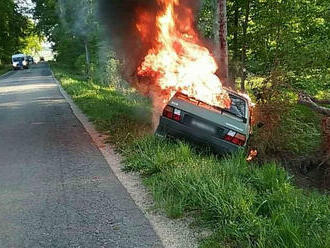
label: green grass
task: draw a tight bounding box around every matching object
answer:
[125,136,330,248]
[52,63,330,248]
[0,64,11,76]
[52,64,152,149]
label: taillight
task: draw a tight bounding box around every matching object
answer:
[163,105,182,122]
[173,109,182,121]
[224,130,246,146]
[163,105,174,119]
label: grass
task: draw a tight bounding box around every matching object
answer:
[125,137,329,248]
[52,64,152,149]
[52,63,330,248]
[0,64,11,76]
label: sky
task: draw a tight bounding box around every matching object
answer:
[14,0,53,58]
[14,0,35,18]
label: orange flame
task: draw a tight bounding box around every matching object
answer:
[247,149,258,162]
[136,0,231,111]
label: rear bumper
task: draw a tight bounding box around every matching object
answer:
[156,117,243,154]
[13,65,23,70]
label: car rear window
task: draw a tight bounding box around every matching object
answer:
[13,57,24,62]
[228,94,246,118]
[175,92,247,119]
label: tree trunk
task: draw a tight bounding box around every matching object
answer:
[298,93,330,116]
[240,0,250,92]
[213,1,220,60]
[214,0,229,87]
[232,0,239,60]
[311,98,330,105]
[84,39,90,77]
[230,0,239,86]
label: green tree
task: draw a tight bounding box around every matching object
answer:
[0,0,29,64]
[20,20,43,56]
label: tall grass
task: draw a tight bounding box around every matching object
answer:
[52,64,330,248]
[53,65,152,149]
[0,64,11,76]
[124,136,330,248]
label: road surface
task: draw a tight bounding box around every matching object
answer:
[0,63,162,248]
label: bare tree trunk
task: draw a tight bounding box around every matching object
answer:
[311,98,330,105]
[298,93,330,116]
[84,39,90,77]
[240,0,250,92]
[214,0,229,87]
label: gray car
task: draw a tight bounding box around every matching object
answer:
[155,91,250,154]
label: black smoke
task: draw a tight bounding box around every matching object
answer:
[99,0,160,83]
[99,0,200,85]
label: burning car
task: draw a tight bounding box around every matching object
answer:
[156,91,250,154]
[103,0,250,153]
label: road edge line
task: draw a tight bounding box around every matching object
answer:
[51,72,200,248]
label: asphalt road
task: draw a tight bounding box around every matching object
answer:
[0,63,162,248]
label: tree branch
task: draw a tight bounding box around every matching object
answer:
[298,93,330,116]
[311,97,330,105]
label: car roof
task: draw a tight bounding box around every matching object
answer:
[12,54,25,58]
[170,92,250,134]
[224,88,249,102]
[173,89,248,108]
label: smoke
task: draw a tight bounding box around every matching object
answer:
[99,0,157,84]
[99,0,200,86]
[99,0,203,127]
[58,0,97,38]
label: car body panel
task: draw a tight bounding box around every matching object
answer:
[156,117,242,154]
[156,92,250,154]
[168,97,249,134]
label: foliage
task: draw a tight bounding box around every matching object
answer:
[32,0,112,82]
[0,0,30,64]
[246,72,322,158]
[250,101,321,159]
[0,64,11,75]
[20,20,44,56]
[20,34,43,55]
[198,0,330,93]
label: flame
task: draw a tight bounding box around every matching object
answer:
[247,149,258,162]
[136,0,231,111]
